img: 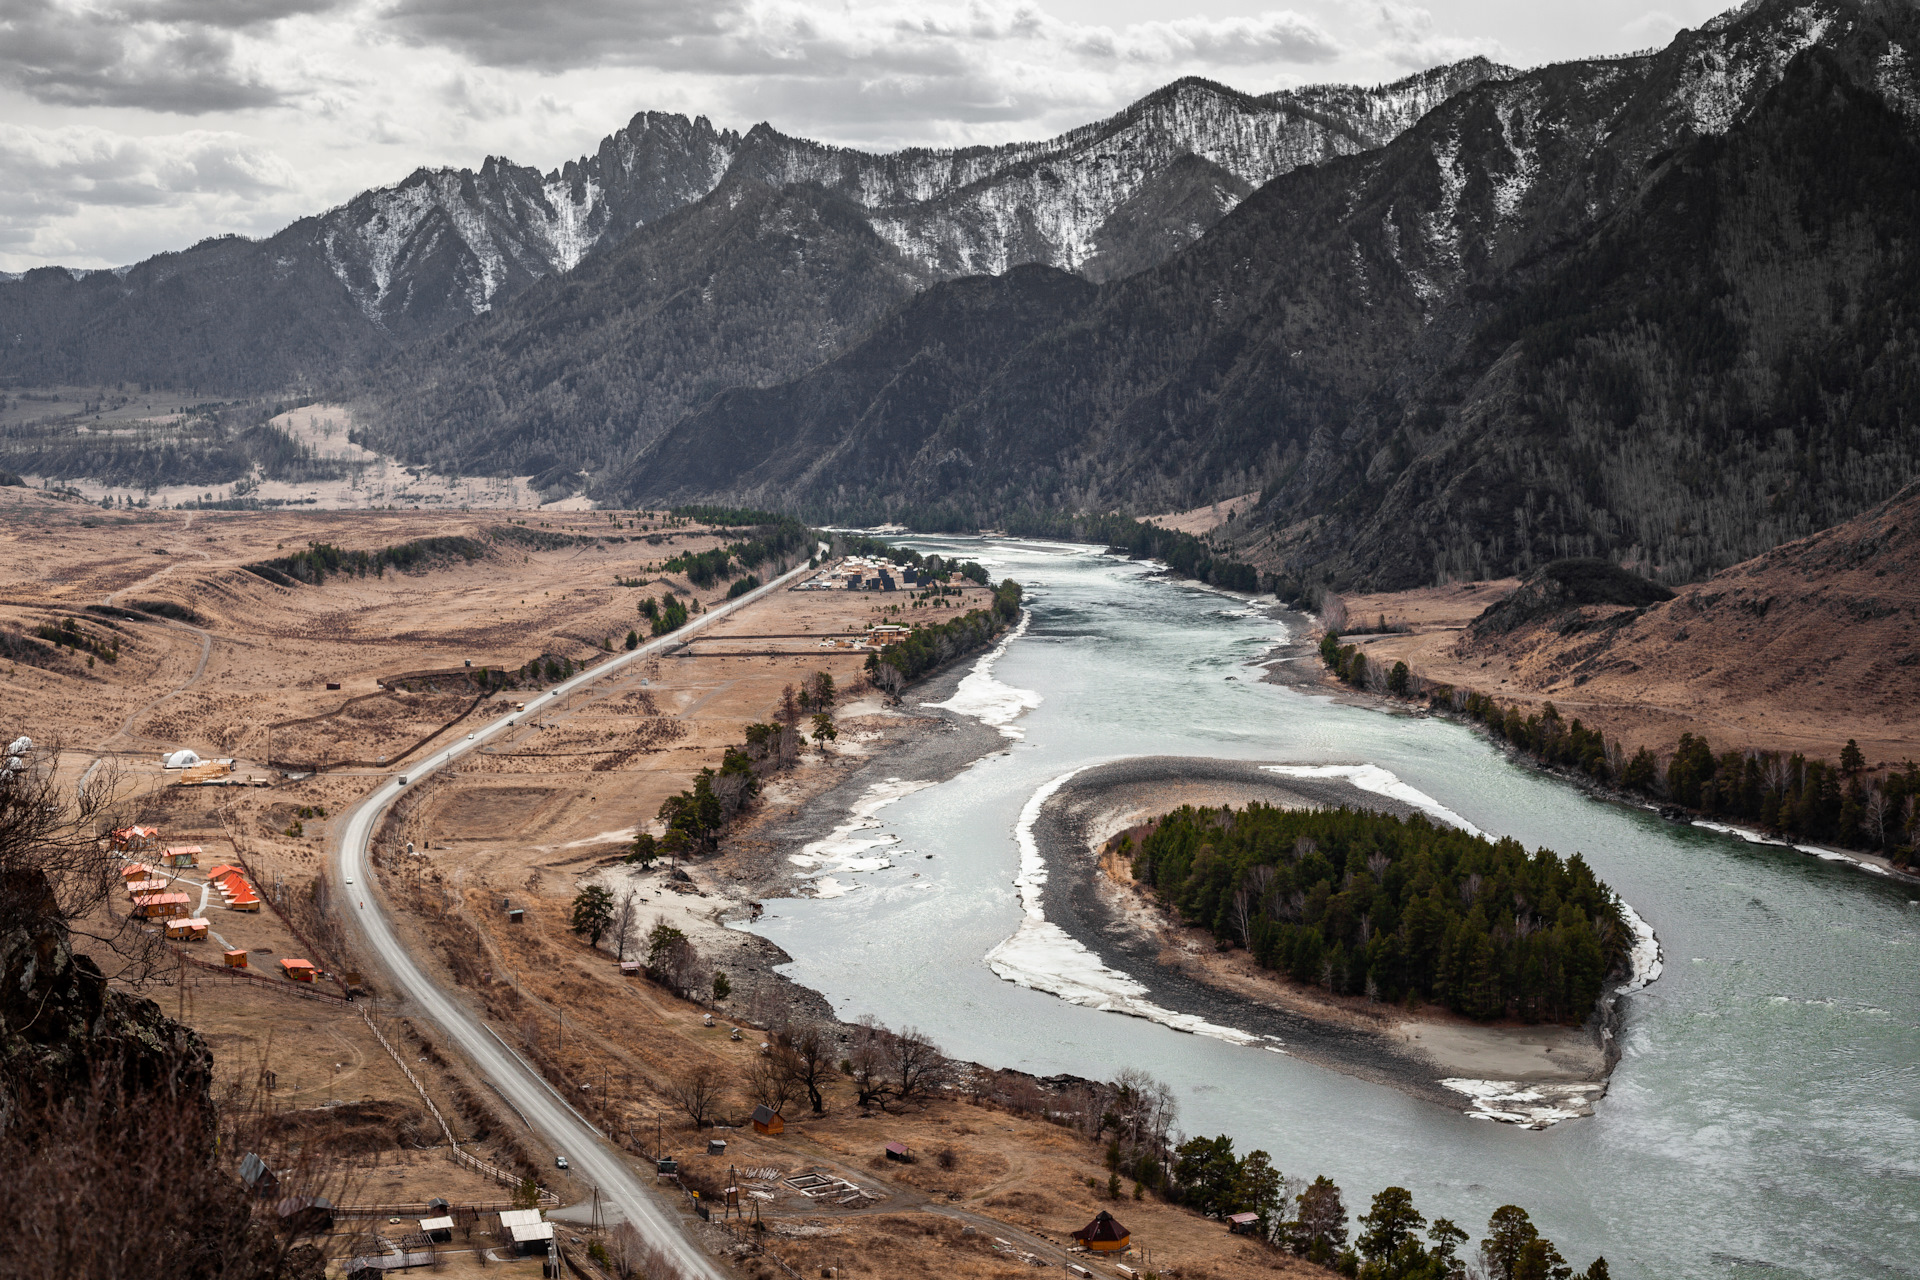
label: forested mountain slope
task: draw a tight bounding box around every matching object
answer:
[0,63,1503,398]
[627,0,1920,591]
[354,180,928,490]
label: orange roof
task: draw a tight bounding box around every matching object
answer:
[163,845,203,856]
[122,863,153,878]
[279,958,316,971]
[207,864,242,879]
[135,892,191,905]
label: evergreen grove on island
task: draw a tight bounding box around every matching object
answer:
[1120,805,1629,1023]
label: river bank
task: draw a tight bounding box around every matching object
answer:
[697,596,1652,1128]
[1264,607,1920,891]
[1017,756,1633,1128]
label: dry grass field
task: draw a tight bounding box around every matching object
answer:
[3,490,1327,1280]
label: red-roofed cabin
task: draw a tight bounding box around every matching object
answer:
[166,918,209,941]
[121,863,155,881]
[126,878,168,898]
[279,959,317,983]
[1071,1211,1131,1253]
[162,845,202,868]
[227,894,261,912]
[206,864,243,881]
[134,892,191,919]
[223,949,249,968]
[111,825,158,852]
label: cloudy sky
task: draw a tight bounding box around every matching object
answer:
[0,0,1736,271]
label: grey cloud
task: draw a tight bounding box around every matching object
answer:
[0,0,292,111]
[0,123,297,259]
[383,0,748,72]
[141,0,345,27]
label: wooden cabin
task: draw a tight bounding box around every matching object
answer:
[1227,1212,1261,1235]
[134,892,191,919]
[751,1105,785,1136]
[162,845,203,868]
[223,949,249,968]
[165,917,209,941]
[1071,1211,1131,1254]
[126,877,169,898]
[111,825,158,853]
[121,862,155,881]
[884,1142,912,1163]
[279,958,318,983]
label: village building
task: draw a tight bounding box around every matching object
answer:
[1071,1210,1132,1253]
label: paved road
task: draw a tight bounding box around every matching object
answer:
[336,562,818,1280]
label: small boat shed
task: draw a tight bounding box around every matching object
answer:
[751,1105,785,1136]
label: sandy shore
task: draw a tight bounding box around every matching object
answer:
[1026,757,1624,1127]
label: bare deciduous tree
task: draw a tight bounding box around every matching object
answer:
[778,1022,836,1115]
[887,1024,954,1104]
[661,1062,729,1129]
[610,890,639,964]
[741,1046,799,1116]
[1,743,161,985]
[848,1017,894,1110]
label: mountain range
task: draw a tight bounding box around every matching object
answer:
[9,0,1920,594]
[624,0,1920,589]
[0,60,1500,397]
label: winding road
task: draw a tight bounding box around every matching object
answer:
[334,563,817,1280]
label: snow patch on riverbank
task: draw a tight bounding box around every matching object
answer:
[1441,1078,1605,1128]
[985,764,1263,1046]
[1694,819,1901,879]
[787,777,933,894]
[1614,895,1664,996]
[925,610,1042,739]
[1260,764,1486,836]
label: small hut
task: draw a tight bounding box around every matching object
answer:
[223,949,249,968]
[751,1105,784,1136]
[498,1209,552,1257]
[418,1216,454,1244]
[279,958,318,983]
[134,892,191,919]
[884,1142,911,1163]
[120,862,155,881]
[274,1195,334,1234]
[162,845,203,868]
[165,917,209,941]
[1071,1210,1131,1254]
[126,877,168,898]
[111,825,158,853]
[1227,1212,1261,1235]
[238,1152,279,1197]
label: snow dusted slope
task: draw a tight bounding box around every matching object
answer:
[307,113,743,337]
[731,61,1512,280]
[312,58,1513,331]
[0,60,1506,389]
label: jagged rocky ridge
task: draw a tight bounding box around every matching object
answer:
[0,62,1503,395]
[624,0,1920,590]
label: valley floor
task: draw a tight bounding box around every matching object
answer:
[5,494,1332,1280]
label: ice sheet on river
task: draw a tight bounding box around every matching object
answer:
[787,777,933,894]
[925,610,1041,738]
[984,764,1263,1046]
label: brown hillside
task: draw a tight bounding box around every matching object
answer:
[1342,482,1920,766]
